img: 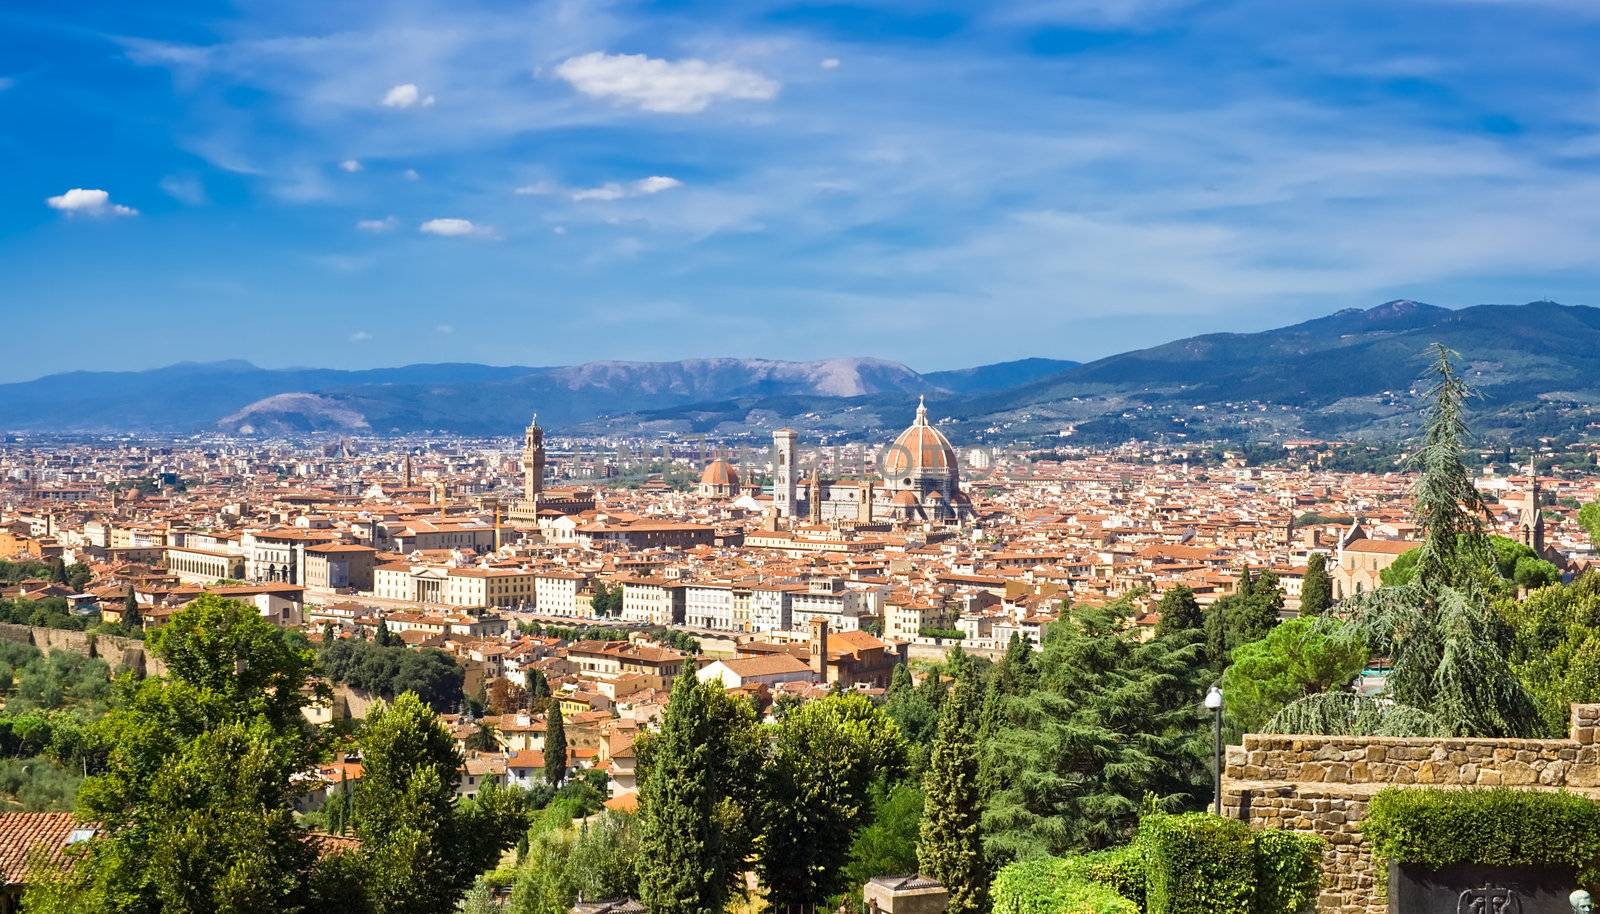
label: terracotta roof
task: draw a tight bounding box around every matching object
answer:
[0,812,95,886]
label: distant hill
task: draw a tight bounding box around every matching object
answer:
[4,301,1597,442]
[923,358,1079,394]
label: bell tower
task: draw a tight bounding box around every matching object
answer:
[773,428,798,518]
[521,413,545,505]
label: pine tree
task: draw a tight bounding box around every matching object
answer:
[544,702,567,786]
[1154,585,1203,638]
[919,666,987,914]
[1300,553,1333,617]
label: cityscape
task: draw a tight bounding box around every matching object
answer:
[7,2,1600,914]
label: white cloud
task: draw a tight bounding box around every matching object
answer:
[570,176,683,201]
[45,188,137,217]
[435,323,455,334]
[340,159,363,173]
[571,182,626,201]
[159,175,207,206]
[553,52,778,113]
[514,180,558,196]
[350,330,372,343]
[356,216,398,233]
[381,83,435,109]
[552,226,568,235]
[820,58,841,70]
[402,168,421,182]
[419,217,488,237]
[634,175,682,194]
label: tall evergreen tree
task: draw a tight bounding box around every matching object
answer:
[544,702,567,786]
[1154,585,1203,638]
[1348,344,1541,737]
[919,666,987,914]
[1300,553,1333,617]
[122,586,141,631]
[375,618,394,647]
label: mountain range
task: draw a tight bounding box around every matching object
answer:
[3,300,1597,443]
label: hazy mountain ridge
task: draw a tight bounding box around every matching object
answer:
[4,301,1597,442]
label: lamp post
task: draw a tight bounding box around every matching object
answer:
[1204,685,1224,816]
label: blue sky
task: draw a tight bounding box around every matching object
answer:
[4,0,1600,382]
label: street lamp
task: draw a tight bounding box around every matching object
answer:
[1204,686,1224,816]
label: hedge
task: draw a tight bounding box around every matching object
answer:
[1252,829,1322,914]
[1061,845,1146,911]
[1363,787,1600,884]
[1140,813,1256,914]
[991,858,1139,914]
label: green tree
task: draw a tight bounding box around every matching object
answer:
[544,703,567,787]
[635,668,762,914]
[1154,585,1203,639]
[25,595,321,914]
[1300,553,1333,617]
[375,618,394,647]
[1580,503,1600,545]
[1219,617,1368,734]
[919,667,986,914]
[121,588,141,631]
[758,692,906,909]
[841,781,924,898]
[1348,344,1542,738]
[353,692,527,914]
[984,600,1209,861]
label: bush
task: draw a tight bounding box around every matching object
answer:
[1252,829,1322,914]
[1362,787,1600,883]
[1140,813,1255,914]
[1060,845,1146,911]
[991,859,1138,914]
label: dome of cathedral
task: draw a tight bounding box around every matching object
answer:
[882,397,958,480]
[700,458,740,488]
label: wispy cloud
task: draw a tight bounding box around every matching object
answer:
[160,175,207,206]
[350,330,372,342]
[357,216,398,232]
[382,83,435,108]
[339,159,363,173]
[570,176,683,201]
[420,217,491,237]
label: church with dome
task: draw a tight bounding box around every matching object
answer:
[750,397,974,526]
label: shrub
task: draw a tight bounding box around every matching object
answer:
[1252,829,1322,914]
[1140,813,1255,914]
[991,859,1138,914]
[1060,845,1146,911]
[1362,787,1600,884]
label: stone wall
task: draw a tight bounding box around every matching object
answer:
[1222,704,1600,914]
[0,622,165,677]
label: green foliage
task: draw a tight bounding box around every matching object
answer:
[1362,787,1600,884]
[1140,813,1255,914]
[27,596,325,914]
[1580,502,1600,544]
[0,756,83,810]
[919,667,987,914]
[635,667,763,914]
[885,662,940,775]
[1251,829,1322,914]
[1153,586,1203,639]
[543,703,567,786]
[1205,573,1283,665]
[761,692,906,909]
[1299,554,1332,618]
[1263,692,1448,738]
[320,637,465,712]
[991,860,1138,914]
[840,780,924,902]
[509,811,640,914]
[0,560,92,590]
[983,600,1210,861]
[1219,618,1367,734]
[0,597,90,632]
[1057,846,1147,911]
[1501,573,1600,735]
[353,692,529,914]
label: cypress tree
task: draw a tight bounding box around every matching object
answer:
[544,702,567,786]
[637,666,722,914]
[321,620,336,647]
[1154,585,1203,638]
[919,666,987,914]
[375,618,393,647]
[122,587,141,631]
[1300,553,1333,617]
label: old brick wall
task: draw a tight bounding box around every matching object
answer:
[0,622,165,677]
[1222,704,1600,914]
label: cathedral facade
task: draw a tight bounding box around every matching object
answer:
[764,398,974,525]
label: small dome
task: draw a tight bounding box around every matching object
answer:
[883,397,958,479]
[700,459,740,488]
[892,490,921,507]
